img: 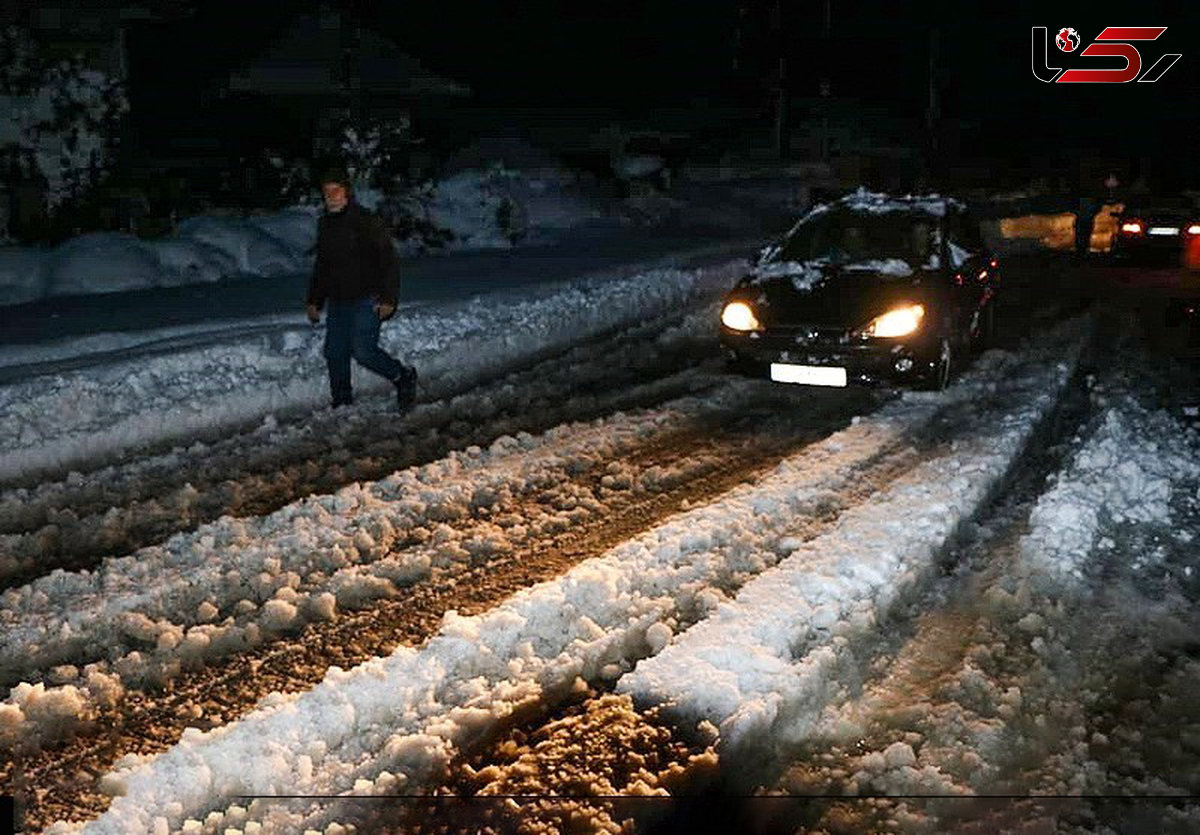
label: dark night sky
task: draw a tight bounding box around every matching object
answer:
[127,0,1199,183]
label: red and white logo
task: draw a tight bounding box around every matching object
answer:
[1032,26,1182,83]
[1056,27,1080,52]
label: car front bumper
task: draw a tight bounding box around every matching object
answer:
[720,327,941,387]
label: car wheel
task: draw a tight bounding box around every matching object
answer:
[926,337,953,391]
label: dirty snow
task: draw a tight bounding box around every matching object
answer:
[618,318,1089,753]
[43,320,1089,834]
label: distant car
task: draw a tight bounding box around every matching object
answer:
[1111,196,1200,266]
[719,190,999,390]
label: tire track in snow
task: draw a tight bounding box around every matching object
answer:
[51,336,1071,834]
[697,324,1200,835]
[8,380,886,831]
[611,317,1091,809]
[378,687,718,835]
[0,303,724,590]
[378,318,1100,835]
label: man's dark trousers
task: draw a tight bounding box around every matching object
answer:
[323,297,407,405]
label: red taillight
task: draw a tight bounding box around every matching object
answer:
[1187,223,1200,236]
[1120,220,1145,235]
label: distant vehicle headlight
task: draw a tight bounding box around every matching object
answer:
[721,301,762,331]
[862,304,924,338]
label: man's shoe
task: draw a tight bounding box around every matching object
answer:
[393,367,418,410]
[332,397,353,409]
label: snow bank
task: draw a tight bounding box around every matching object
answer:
[0,159,598,306]
[441,138,603,233]
[617,318,1089,755]
[245,207,319,255]
[0,212,307,305]
[0,260,739,484]
[44,233,162,296]
[0,246,48,305]
[175,216,300,277]
[146,237,235,287]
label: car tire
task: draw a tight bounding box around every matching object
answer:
[925,337,953,391]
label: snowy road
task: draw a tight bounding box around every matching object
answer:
[3,254,1200,834]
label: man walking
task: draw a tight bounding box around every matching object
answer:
[306,169,418,410]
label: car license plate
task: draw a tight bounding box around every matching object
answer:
[770,363,848,387]
[1149,226,1180,236]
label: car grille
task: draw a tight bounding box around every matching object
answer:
[770,324,851,347]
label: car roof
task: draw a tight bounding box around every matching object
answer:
[837,188,964,217]
[788,187,961,228]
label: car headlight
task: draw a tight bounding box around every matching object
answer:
[721,301,762,331]
[861,304,924,338]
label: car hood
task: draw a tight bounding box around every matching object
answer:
[739,260,933,328]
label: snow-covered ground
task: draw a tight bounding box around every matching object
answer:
[20,314,1097,833]
[0,258,743,485]
[0,162,613,307]
[4,183,1200,834]
[751,357,1200,834]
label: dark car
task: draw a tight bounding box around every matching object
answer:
[719,190,999,390]
[1111,196,1200,267]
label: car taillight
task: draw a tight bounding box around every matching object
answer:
[1120,220,1145,235]
[1187,223,1200,236]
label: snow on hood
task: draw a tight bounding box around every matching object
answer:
[842,258,914,277]
[748,258,828,292]
[748,254,914,291]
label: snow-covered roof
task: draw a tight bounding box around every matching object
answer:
[777,187,964,243]
[836,187,964,217]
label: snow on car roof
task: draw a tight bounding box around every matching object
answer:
[756,189,963,270]
[839,187,964,217]
[779,187,964,240]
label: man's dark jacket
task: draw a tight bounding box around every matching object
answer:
[306,202,400,308]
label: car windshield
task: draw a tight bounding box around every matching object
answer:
[778,211,937,267]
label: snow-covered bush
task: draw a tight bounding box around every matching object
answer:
[333,116,455,251]
[0,26,128,213]
[339,118,411,196]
